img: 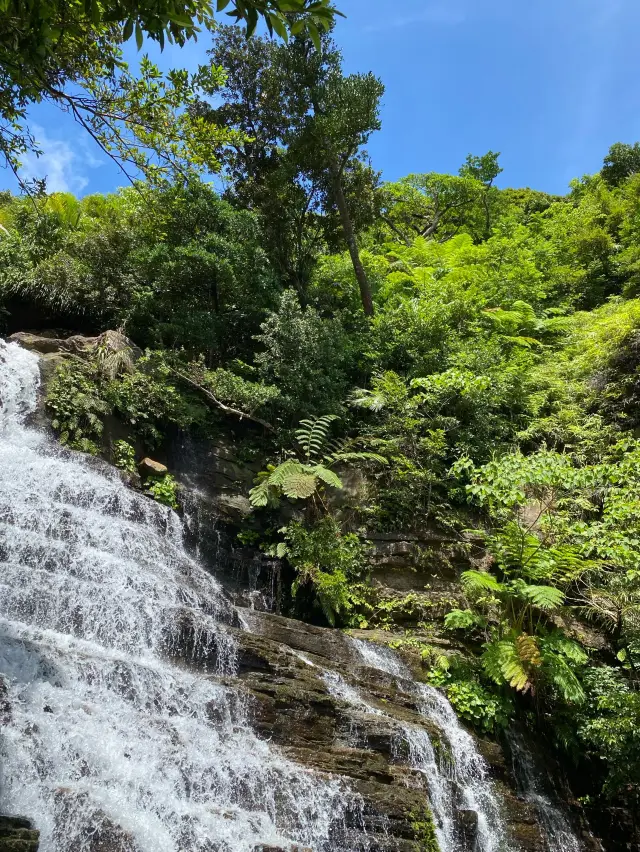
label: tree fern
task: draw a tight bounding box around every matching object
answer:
[249,414,386,508]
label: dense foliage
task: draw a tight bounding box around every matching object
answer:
[2,21,640,823]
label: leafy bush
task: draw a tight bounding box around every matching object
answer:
[145,473,180,510]
[273,518,370,627]
[113,440,136,473]
[46,361,110,454]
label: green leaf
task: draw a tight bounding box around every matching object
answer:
[268,13,289,41]
[518,584,564,611]
[461,569,503,595]
[312,465,343,490]
[307,21,321,52]
[123,16,134,41]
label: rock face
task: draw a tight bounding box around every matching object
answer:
[8,330,141,362]
[0,816,40,852]
[222,610,551,852]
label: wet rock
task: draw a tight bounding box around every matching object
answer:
[138,457,168,477]
[239,610,356,667]
[253,846,312,852]
[459,808,478,851]
[52,790,139,852]
[9,331,72,355]
[0,675,11,724]
[0,815,40,852]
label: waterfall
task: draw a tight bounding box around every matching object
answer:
[507,731,582,852]
[0,341,357,852]
[352,638,509,852]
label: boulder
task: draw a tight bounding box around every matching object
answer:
[8,331,71,355]
[459,808,479,851]
[138,458,168,477]
[9,330,141,364]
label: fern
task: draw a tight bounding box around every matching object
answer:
[296,415,338,462]
[482,639,533,693]
[311,466,343,489]
[281,472,318,500]
[461,569,504,596]
[516,633,543,668]
[249,414,386,508]
[326,450,388,465]
[444,608,486,630]
[541,652,585,704]
[514,581,565,612]
[266,458,301,486]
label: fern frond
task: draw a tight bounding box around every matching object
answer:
[461,569,504,596]
[249,480,271,507]
[281,472,318,500]
[542,652,585,703]
[311,466,343,490]
[482,639,532,693]
[326,450,388,466]
[517,583,565,612]
[267,459,303,486]
[540,632,588,665]
[295,414,339,460]
[515,633,542,667]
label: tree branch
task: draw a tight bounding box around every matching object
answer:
[168,367,275,432]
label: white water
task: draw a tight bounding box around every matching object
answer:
[323,670,384,716]
[0,341,357,852]
[508,732,582,852]
[352,638,510,852]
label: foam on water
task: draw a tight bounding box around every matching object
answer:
[352,637,510,852]
[507,731,583,852]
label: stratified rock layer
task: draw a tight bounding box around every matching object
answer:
[0,816,39,852]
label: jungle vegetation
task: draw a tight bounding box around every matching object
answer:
[1,18,640,822]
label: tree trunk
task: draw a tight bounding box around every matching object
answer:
[329,159,374,317]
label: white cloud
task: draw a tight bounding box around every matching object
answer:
[19,125,101,194]
[365,3,466,32]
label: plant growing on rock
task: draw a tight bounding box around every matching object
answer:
[144,472,180,510]
[249,413,386,509]
[113,440,136,473]
[271,517,369,626]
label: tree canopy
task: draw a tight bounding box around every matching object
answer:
[0,0,341,189]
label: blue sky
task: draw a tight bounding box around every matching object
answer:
[3,0,640,197]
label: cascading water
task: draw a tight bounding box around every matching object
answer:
[351,638,509,852]
[507,731,582,852]
[0,341,358,852]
